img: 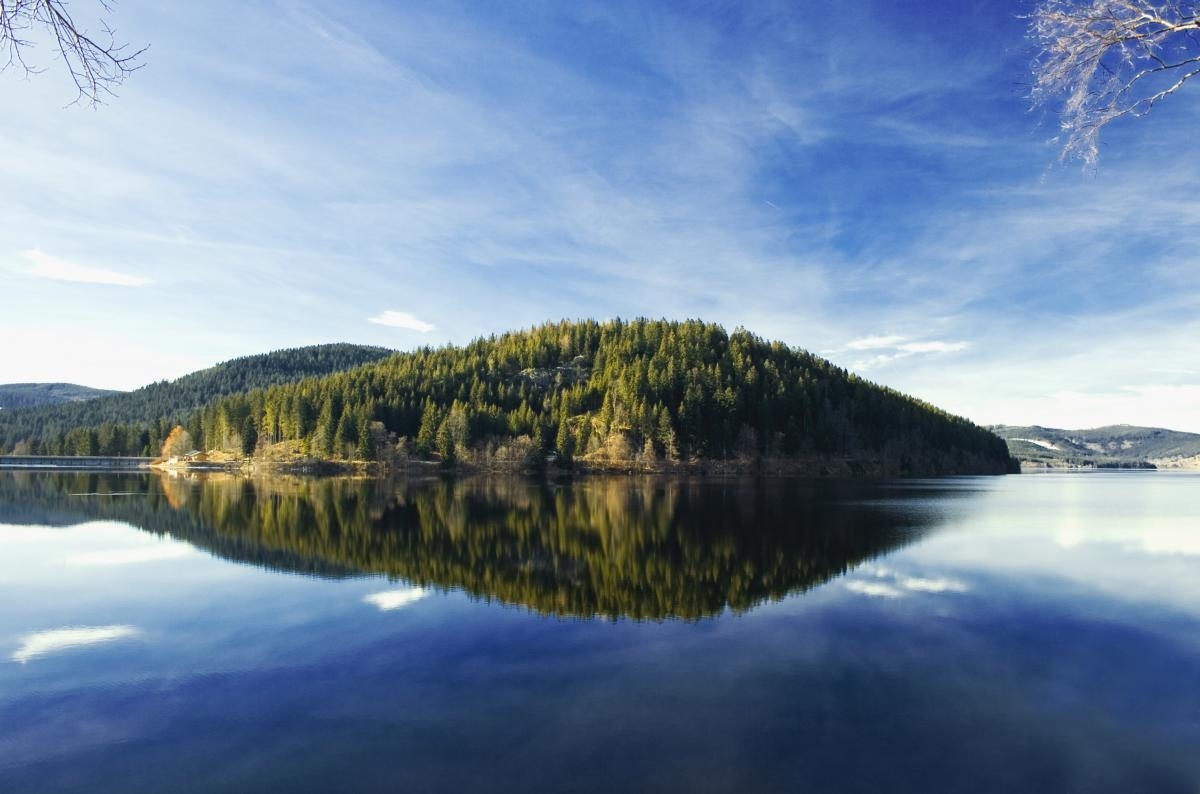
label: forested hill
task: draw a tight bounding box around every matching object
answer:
[0,383,119,410]
[185,319,1011,475]
[0,344,393,456]
[993,425,1200,469]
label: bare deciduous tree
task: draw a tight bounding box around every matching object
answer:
[1,0,145,104]
[160,425,192,461]
[1030,0,1200,164]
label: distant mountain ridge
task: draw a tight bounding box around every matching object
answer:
[0,383,119,410]
[992,424,1200,469]
[0,344,394,456]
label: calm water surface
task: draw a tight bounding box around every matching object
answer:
[0,470,1196,792]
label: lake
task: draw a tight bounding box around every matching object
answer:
[0,470,1196,792]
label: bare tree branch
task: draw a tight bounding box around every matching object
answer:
[1,0,145,105]
[1030,0,1200,164]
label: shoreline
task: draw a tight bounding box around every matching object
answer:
[146,453,1016,478]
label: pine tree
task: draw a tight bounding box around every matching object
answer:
[417,400,440,455]
[356,411,373,461]
[555,418,574,462]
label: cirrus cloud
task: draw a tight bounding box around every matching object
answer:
[367,310,436,333]
[20,248,149,287]
[837,334,970,371]
[845,334,907,351]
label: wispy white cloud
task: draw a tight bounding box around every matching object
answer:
[871,117,994,150]
[282,4,394,72]
[367,310,436,333]
[898,341,969,354]
[20,248,149,287]
[844,335,968,355]
[839,335,970,371]
[1,1,1196,435]
[845,334,907,351]
[363,587,428,611]
[11,625,138,664]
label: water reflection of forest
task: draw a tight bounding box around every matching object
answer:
[0,471,973,620]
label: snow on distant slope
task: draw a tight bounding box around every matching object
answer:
[1011,438,1060,451]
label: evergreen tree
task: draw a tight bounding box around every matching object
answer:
[3,320,1014,473]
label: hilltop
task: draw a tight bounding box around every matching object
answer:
[0,344,393,456]
[0,383,119,410]
[992,425,1200,469]
[181,319,1014,476]
[1,321,1016,475]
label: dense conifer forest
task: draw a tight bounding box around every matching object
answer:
[0,344,392,456]
[0,320,1014,474]
[0,383,119,410]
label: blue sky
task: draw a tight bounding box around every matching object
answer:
[2,0,1197,431]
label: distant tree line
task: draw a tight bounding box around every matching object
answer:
[0,320,1013,472]
[0,344,392,456]
[0,383,117,410]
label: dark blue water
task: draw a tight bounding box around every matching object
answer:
[0,470,1196,792]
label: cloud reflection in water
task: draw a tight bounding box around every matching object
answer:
[845,567,970,598]
[11,625,139,664]
[67,545,193,567]
[364,588,428,611]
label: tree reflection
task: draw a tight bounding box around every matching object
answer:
[0,471,965,620]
